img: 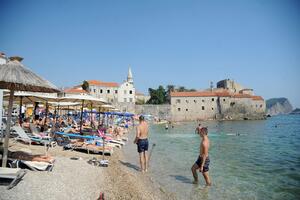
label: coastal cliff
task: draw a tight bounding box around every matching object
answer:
[266,98,293,116]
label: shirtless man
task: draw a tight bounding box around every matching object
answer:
[191,126,212,186]
[134,115,149,172]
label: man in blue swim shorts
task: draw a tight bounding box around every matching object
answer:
[134,115,149,172]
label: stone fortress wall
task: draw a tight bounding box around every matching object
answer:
[170,79,266,121]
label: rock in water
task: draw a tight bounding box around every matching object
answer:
[266,98,293,116]
[290,108,300,115]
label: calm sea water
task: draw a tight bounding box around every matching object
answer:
[123,115,300,200]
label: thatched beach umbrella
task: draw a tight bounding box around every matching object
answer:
[3,91,58,124]
[0,56,60,167]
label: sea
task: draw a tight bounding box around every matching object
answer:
[122,115,300,200]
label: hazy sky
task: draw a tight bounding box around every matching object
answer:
[1,0,300,107]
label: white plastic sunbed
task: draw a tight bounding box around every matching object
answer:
[0,167,26,189]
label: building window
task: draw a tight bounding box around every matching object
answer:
[212,98,214,101]
[186,100,189,103]
[178,108,181,111]
[111,99,114,103]
[223,99,226,102]
[186,109,188,111]
[115,90,118,94]
[230,102,235,107]
[194,100,197,103]
[124,90,127,94]
[100,89,103,93]
[129,90,133,94]
[202,99,205,103]
[107,90,110,94]
[129,98,133,102]
[256,105,258,108]
[202,106,205,110]
[94,89,96,93]
[212,107,214,110]
[126,84,128,86]
[124,98,127,102]
[176,99,181,104]
[260,104,262,108]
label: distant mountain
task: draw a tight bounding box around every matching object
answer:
[290,108,300,115]
[266,98,293,116]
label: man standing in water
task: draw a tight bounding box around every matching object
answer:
[134,115,149,172]
[191,126,212,186]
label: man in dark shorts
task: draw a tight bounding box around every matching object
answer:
[191,126,212,186]
[134,115,149,172]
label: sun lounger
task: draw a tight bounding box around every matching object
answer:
[0,167,26,189]
[12,126,55,147]
[6,151,55,172]
[69,141,113,156]
[11,126,34,144]
[29,123,51,138]
[8,159,54,171]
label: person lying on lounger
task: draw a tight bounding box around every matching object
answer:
[8,151,55,163]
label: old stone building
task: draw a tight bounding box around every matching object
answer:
[63,67,136,112]
[170,79,266,121]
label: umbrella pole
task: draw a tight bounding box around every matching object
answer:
[44,101,48,126]
[67,105,70,122]
[79,100,84,134]
[90,103,93,128]
[2,89,14,167]
[98,107,101,127]
[19,96,23,125]
[54,106,57,118]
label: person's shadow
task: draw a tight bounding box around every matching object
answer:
[119,160,140,171]
[170,175,194,184]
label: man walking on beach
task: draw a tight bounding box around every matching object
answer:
[134,115,149,172]
[191,126,212,186]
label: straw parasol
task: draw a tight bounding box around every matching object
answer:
[3,91,58,104]
[0,56,60,167]
[3,91,58,124]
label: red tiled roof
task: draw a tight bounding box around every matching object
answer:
[64,88,87,94]
[232,93,252,98]
[87,80,119,87]
[171,91,264,100]
[170,91,231,97]
[251,96,264,101]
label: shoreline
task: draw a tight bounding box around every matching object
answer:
[0,137,175,200]
[101,147,175,200]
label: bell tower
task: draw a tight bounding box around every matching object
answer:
[127,66,133,84]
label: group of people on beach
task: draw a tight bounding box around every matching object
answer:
[133,116,212,186]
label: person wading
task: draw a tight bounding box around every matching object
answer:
[191,126,212,186]
[134,115,149,172]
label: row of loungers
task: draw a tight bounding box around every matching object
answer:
[54,131,129,156]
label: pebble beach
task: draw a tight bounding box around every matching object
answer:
[0,137,174,200]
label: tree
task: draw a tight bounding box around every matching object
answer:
[147,85,167,104]
[166,85,175,103]
[82,80,89,92]
[178,86,186,92]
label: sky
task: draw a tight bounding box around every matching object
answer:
[1,0,300,107]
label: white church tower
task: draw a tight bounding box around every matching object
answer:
[127,66,133,84]
[117,66,136,107]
